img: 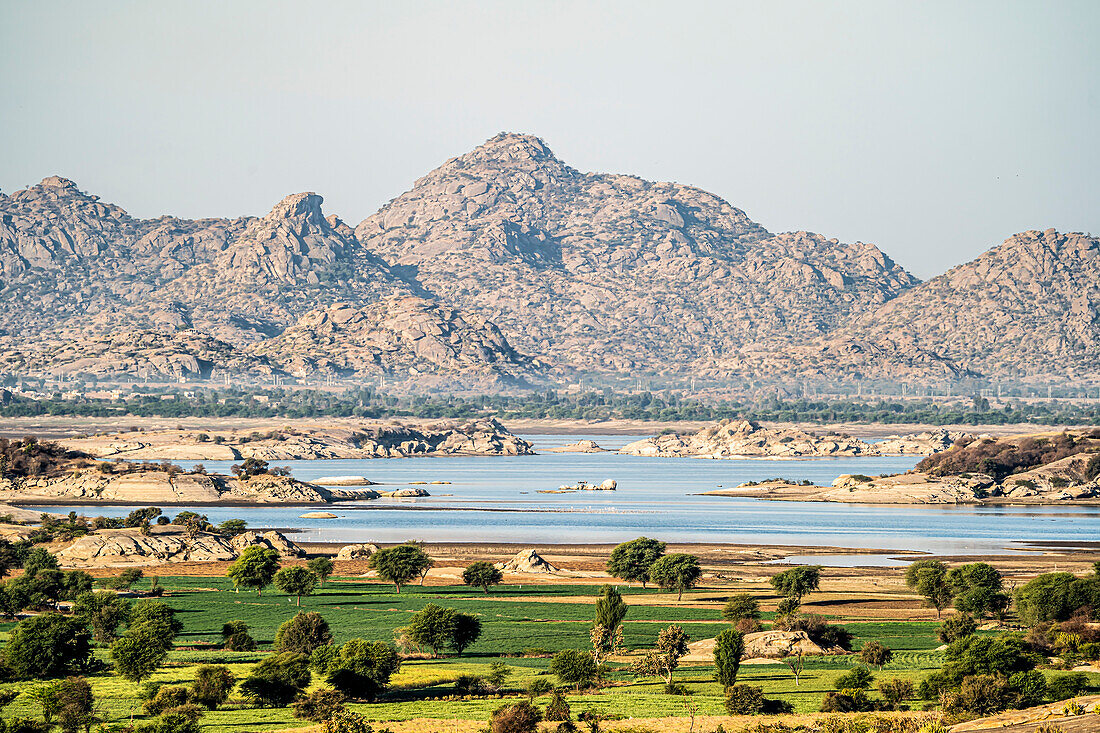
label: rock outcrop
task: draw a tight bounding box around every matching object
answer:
[336,543,379,560]
[620,419,876,458]
[495,548,559,574]
[55,527,304,567]
[874,429,970,455]
[742,630,841,658]
[59,419,533,461]
[547,440,607,453]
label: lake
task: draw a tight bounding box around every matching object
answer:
[40,434,1100,562]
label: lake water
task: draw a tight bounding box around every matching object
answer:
[43,434,1100,562]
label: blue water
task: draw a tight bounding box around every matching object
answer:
[42,434,1100,556]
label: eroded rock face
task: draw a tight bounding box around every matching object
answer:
[55,527,304,567]
[742,630,840,658]
[620,419,876,458]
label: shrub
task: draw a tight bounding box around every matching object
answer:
[292,688,346,722]
[313,638,400,701]
[239,653,311,707]
[1047,672,1088,701]
[133,712,202,733]
[946,674,1011,715]
[275,611,333,655]
[550,649,598,689]
[73,590,130,644]
[221,620,256,651]
[545,690,571,721]
[820,689,874,712]
[144,686,190,716]
[111,629,169,682]
[860,641,893,668]
[942,633,1039,684]
[878,678,914,709]
[453,673,487,695]
[190,665,235,710]
[938,613,977,643]
[490,699,542,733]
[918,672,949,701]
[1008,669,1047,708]
[722,594,761,623]
[320,710,383,733]
[724,684,764,714]
[2,613,92,679]
[835,667,875,690]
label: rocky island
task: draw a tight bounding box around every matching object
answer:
[619,419,966,459]
[702,430,1100,505]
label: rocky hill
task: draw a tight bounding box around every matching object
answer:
[1,135,1095,386]
[706,229,1100,382]
[356,133,917,372]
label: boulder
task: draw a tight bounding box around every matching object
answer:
[56,527,238,567]
[336,543,379,560]
[742,630,833,658]
[379,487,430,497]
[230,530,305,557]
[495,549,559,574]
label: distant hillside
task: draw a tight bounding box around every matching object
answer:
[1,135,1095,387]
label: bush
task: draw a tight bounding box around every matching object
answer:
[821,689,875,712]
[490,699,543,733]
[190,665,235,710]
[860,641,893,668]
[239,653,311,707]
[946,674,1011,715]
[1015,572,1097,625]
[453,673,487,696]
[918,672,949,701]
[724,684,764,714]
[1008,669,1047,708]
[942,633,1040,684]
[144,686,190,716]
[320,710,384,733]
[111,629,169,682]
[550,649,597,689]
[722,594,761,623]
[545,690,571,721]
[221,620,256,651]
[878,678,914,709]
[1047,672,1088,701]
[313,639,400,701]
[835,667,875,690]
[938,613,977,643]
[292,688,346,722]
[275,612,333,655]
[2,613,92,679]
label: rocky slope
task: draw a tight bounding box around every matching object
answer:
[707,229,1100,382]
[2,136,1095,385]
[54,527,305,567]
[356,133,917,372]
[619,419,965,458]
[58,419,534,460]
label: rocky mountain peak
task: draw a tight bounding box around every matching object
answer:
[265,192,327,224]
[462,132,559,164]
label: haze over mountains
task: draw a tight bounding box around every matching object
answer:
[1,133,1097,389]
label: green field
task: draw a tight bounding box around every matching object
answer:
[0,575,1095,731]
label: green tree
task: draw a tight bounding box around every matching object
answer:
[947,563,1010,619]
[275,612,333,655]
[55,676,96,733]
[239,653,311,707]
[904,559,953,617]
[647,554,702,600]
[73,591,130,644]
[402,603,482,656]
[217,519,248,536]
[878,678,914,710]
[190,665,235,710]
[941,633,1040,685]
[128,601,182,648]
[367,544,432,593]
[835,666,875,690]
[221,620,256,651]
[594,584,628,633]
[722,594,761,623]
[22,547,59,576]
[606,537,665,588]
[2,613,92,679]
[713,628,745,688]
[549,649,597,690]
[631,624,690,686]
[769,565,822,603]
[938,613,978,643]
[111,630,169,682]
[226,546,281,596]
[462,561,504,593]
[312,638,400,701]
[274,566,318,606]
[105,568,144,591]
[1014,572,1098,625]
[307,557,335,587]
[860,641,893,669]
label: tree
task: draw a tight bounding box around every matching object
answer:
[544,689,570,721]
[835,666,875,690]
[111,630,169,682]
[489,699,542,733]
[878,678,914,710]
[55,676,96,733]
[227,546,280,596]
[462,561,504,593]
[942,633,1040,685]
[938,613,978,643]
[292,688,346,722]
[402,603,481,656]
[550,649,598,690]
[105,568,144,591]
[2,613,92,679]
[221,620,256,651]
[275,612,333,655]
[594,584,628,633]
[713,628,745,688]
[1014,572,1098,625]
[217,519,248,536]
[631,624,690,685]
[307,557,335,587]
[231,457,270,479]
[485,661,511,691]
[769,565,822,603]
[22,547,59,576]
[313,638,400,701]
[781,650,806,686]
[274,566,318,606]
[128,600,182,648]
[0,538,18,579]
[725,683,765,714]
[368,544,432,593]
[73,591,130,644]
[647,554,702,600]
[860,641,893,669]
[190,665,235,710]
[722,594,761,623]
[947,563,1010,619]
[904,559,953,617]
[606,537,665,588]
[239,652,311,707]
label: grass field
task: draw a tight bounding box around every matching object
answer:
[0,574,1096,732]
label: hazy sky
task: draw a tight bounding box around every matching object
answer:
[2,1,1097,278]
